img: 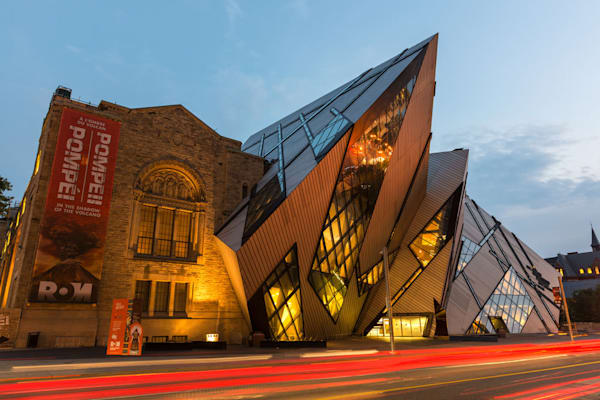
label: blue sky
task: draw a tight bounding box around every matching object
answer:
[1,1,598,257]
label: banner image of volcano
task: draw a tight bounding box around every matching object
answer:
[29,108,120,303]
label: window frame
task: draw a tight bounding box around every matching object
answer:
[135,204,195,261]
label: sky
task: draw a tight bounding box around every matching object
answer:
[0,1,598,258]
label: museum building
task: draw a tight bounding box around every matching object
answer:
[0,34,561,347]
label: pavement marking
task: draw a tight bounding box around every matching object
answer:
[11,355,273,372]
[300,350,379,358]
[317,359,600,400]
[441,354,568,368]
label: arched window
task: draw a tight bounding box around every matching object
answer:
[131,161,206,261]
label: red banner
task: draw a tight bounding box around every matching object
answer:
[107,299,129,355]
[107,299,143,356]
[29,107,121,303]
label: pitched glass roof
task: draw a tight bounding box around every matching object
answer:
[217,35,436,249]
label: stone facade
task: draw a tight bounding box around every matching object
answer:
[0,93,264,348]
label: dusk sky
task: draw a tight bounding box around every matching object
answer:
[1,1,598,257]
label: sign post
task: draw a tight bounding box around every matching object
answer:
[557,277,574,343]
[382,246,395,353]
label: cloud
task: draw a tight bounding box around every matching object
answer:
[432,124,600,257]
[65,44,81,54]
[225,0,242,29]
[288,0,309,18]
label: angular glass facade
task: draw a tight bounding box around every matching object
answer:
[455,237,480,276]
[309,53,424,321]
[455,225,497,277]
[244,175,285,240]
[409,201,456,267]
[467,267,535,334]
[311,110,351,158]
[262,247,304,341]
[357,249,399,295]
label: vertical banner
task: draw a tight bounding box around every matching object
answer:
[107,299,128,355]
[29,107,120,303]
[107,298,143,356]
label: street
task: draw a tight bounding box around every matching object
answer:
[1,336,600,399]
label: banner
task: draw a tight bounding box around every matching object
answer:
[107,298,143,356]
[29,107,120,303]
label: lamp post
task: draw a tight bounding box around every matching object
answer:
[558,276,574,342]
[382,246,395,352]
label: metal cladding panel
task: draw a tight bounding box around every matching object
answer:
[521,309,547,334]
[490,225,558,330]
[522,278,558,331]
[354,149,467,334]
[446,274,482,335]
[285,146,317,197]
[216,205,248,252]
[344,50,423,124]
[462,244,504,303]
[519,237,561,290]
[387,149,429,252]
[215,236,251,327]
[359,39,437,275]
[393,239,453,315]
[282,129,309,168]
[235,132,350,339]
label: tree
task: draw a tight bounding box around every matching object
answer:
[0,175,12,217]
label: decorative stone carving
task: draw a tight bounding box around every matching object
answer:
[135,166,205,202]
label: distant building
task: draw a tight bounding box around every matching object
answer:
[545,228,600,297]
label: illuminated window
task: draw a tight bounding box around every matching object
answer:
[34,150,41,175]
[367,315,430,337]
[595,267,599,275]
[309,54,424,321]
[358,249,399,295]
[579,268,585,274]
[409,190,460,267]
[173,282,188,314]
[154,282,170,314]
[467,267,534,335]
[137,206,193,259]
[587,267,593,274]
[134,165,205,261]
[262,247,304,341]
[559,268,564,276]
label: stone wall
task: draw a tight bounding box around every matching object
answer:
[4,95,265,348]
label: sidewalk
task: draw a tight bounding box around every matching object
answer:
[0,333,596,364]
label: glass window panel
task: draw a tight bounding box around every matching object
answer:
[308,54,426,321]
[174,282,188,313]
[466,267,535,335]
[135,280,151,313]
[154,282,170,313]
[262,247,304,341]
[137,206,156,255]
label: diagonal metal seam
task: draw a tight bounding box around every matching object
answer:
[463,266,536,335]
[361,184,463,336]
[308,52,428,324]
[354,132,432,301]
[242,41,428,152]
[454,221,500,280]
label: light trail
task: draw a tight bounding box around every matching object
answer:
[1,338,599,399]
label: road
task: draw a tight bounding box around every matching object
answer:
[1,338,600,399]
